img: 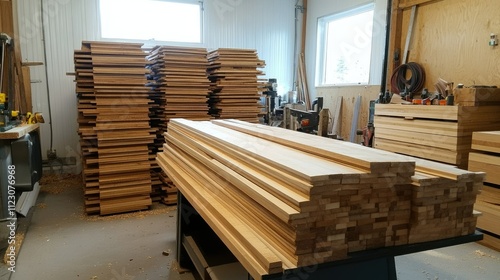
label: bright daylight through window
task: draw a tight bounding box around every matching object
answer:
[99,0,202,43]
[317,4,374,86]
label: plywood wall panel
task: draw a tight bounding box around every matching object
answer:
[399,0,500,89]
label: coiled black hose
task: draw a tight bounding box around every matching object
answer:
[390,62,425,94]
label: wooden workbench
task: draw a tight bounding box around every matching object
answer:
[177,192,483,280]
[0,124,40,140]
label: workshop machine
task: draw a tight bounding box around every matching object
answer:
[0,32,42,223]
[0,33,19,132]
[289,97,329,136]
[262,78,281,125]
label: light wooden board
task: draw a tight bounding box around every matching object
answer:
[472,131,500,154]
[468,153,500,185]
[0,124,39,140]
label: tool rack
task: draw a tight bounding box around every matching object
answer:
[176,192,483,280]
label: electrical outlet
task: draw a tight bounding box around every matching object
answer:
[490,33,498,46]
[47,149,57,160]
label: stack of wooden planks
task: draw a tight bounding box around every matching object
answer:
[474,185,500,250]
[156,119,483,279]
[468,131,500,249]
[409,170,482,243]
[469,131,500,185]
[374,104,500,168]
[74,41,154,215]
[74,43,99,210]
[147,46,212,204]
[207,48,266,123]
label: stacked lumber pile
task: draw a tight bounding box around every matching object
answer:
[208,48,265,123]
[469,131,500,185]
[74,41,153,215]
[374,104,500,168]
[147,46,211,204]
[475,185,500,250]
[468,131,500,249]
[74,44,98,207]
[157,119,483,279]
[147,46,211,122]
[409,171,481,243]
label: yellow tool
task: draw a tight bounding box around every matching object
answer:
[0,93,5,105]
[26,112,45,124]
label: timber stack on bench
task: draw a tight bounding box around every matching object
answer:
[73,41,154,215]
[156,119,483,279]
[208,48,266,123]
[147,46,212,205]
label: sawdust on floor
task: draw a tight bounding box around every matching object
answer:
[3,233,25,264]
[39,174,82,194]
[474,249,499,259]
[40,173,177,222]
[36,203,47,209]
[80,204,176,222]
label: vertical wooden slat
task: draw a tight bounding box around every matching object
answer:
[386,0,403,89]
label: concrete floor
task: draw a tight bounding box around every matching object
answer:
[2,174,500,280]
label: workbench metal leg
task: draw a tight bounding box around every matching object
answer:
[176,192,190,268]
[387,256,397,280]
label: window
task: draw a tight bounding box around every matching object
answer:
[99,0,203,43]
[316,4,375,86]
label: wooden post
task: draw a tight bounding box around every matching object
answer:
[317,108,329,137]
[386,0,403,90]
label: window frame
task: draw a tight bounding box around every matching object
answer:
[316,3,376,87]
[98,0,204,46]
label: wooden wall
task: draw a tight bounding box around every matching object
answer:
[395,0,500,89]
[317,86,379,142]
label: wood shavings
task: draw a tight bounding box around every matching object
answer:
[3,233,24,264]
[80,203,176,222]
[36,203,47,209]
[40,174,82,194]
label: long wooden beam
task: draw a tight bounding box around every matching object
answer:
[399,0,441,9]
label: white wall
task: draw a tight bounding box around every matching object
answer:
[305,0,389,97]
[16,0,297,165]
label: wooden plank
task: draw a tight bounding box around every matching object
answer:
[349,95,362,143]
[212,119,480,181]
[386,0,403,89]
[21,66,32,113]
[374,115,460,137]
[375,127,470,151]
[398,0,439,9]
[170,119,366,183]
[472,131,500,154]
[0,124,39,139]
[374,137,460,166]
[211,119,414,173]
[375,104,459,121]
[468,153,500,185]
[402,6,417,64]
